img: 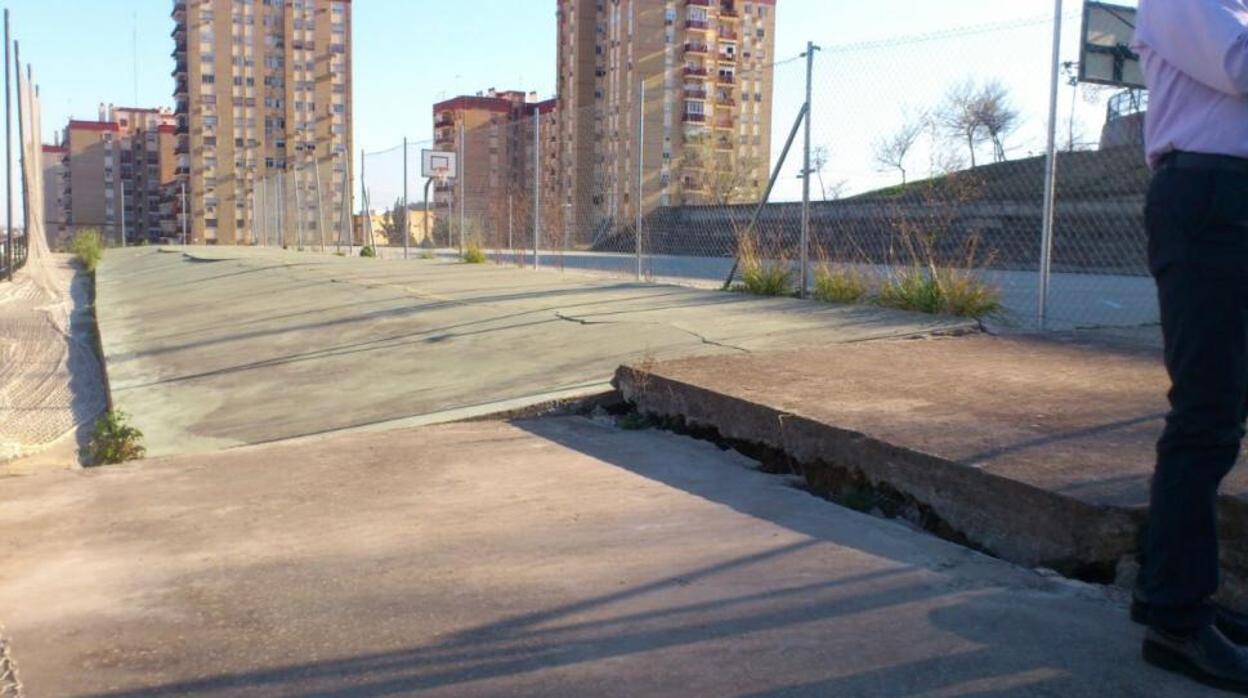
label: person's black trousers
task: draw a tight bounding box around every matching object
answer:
[1139,153,1248,633]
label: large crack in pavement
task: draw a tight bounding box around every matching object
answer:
[553,311,751,353]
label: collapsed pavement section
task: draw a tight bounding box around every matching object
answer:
[614,333,1248,609]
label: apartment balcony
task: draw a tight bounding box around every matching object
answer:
[715,95,736,107]
[686,0,712,6]
[682,177,705,192]
[719,6,741,20]
[718,52,737,62]
[684,42,709,55]
[713,121,735,134]
[683,66,709,78]
[719,29,739,40]
[682,111,707,123]
[716,74,735,85]
[171,1,186,19]
[434,116,454,129]
[686,19,711,31]
[684,88,708,100]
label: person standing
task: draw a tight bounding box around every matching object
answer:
[1132,0,1248,690]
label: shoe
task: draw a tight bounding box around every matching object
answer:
[1133,597,1248,646]
[1143,625,1248,693]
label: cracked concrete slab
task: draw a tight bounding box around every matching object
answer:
[95,247,968,456]
[613,334,1248,608]
[0,417,1212,696]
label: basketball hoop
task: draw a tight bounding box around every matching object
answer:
[422,149,457,182]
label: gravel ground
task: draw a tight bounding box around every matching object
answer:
[0,249,106,466]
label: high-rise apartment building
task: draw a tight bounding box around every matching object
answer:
[172,0,353,245]
[431,90,559,243]
[114,107,179,242]
[557,0,776,236]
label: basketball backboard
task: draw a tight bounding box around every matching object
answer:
[421,149,458,180]
[1079,2,1144,89]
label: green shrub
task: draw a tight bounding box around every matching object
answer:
[359,244,376,258]
[813,264,870,304]
[420,249,436,260]
[463,239,488,264]
[83,410,146,466]
[733,233,793,296]
[70,229,104,272]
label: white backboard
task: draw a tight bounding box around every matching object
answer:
[1079,2,1144,89]
[422,149,457,179]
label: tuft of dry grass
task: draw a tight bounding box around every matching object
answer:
[463,239,488,264]
[813,263,871,304]
[734,232,794,297]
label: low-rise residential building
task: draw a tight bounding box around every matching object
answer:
[40,144,68,248]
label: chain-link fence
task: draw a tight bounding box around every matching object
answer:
[351,9,1150,332]
[251,154,355,254]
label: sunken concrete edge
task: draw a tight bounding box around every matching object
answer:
[613,364,1248,611]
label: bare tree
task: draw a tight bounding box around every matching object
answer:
[939,80,988,169]
[811,145,830,201]
[973,80,1020,163]
[680,134,762,206]
[873,113,925,185]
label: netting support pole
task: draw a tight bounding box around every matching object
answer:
[4,12,12,280]
[1038,0,1064,331]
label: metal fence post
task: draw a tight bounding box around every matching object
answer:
[119,181,127,247]
[402,137,409,259]
[314,158,326,252]
[458,123,466,255]
[359,147,366,250]
[800,41,820,299]
[294,166,303,250]
[533,112,540,270]
[636,80,644,282]
[1038,0,1064,330]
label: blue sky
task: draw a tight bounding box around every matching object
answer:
[1,0,1134,217]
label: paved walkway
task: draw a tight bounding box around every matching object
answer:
[0,417,1213,697]
[96,247,967,457]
